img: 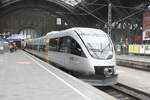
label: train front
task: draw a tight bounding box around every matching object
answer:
[77,28,118,86]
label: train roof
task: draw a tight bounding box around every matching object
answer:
[66,27,107,35]
[31,27,107,42]
[45,27,106,36]
[46,31,59,35]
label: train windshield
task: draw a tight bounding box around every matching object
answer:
[78,29,113,59]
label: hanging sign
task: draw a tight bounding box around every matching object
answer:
[143,12,150,40]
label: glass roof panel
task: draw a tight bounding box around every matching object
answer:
[60,0,83,6]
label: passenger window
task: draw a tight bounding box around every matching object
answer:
[49,38,59,51]
[59,37,70,53]
[70,38,86,57]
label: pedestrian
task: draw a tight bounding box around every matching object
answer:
[9,43,14,52]
[13,42,17,51]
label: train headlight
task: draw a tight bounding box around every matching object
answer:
[88,49,113,60]
[106,50,113,59]
[108,50,113,55]
[104,68,113,76]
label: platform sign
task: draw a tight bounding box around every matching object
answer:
[133,45,139,53]
[129,45,134,53]
[143,12,150,40]
[9,40,14,42]
[139,45,145,54]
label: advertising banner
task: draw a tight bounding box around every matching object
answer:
[143,12,150,40]
[133,45,139,53]
[129,45,134,53]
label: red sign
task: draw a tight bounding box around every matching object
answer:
[135,35,142,40]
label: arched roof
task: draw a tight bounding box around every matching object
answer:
[0,0,149,27]
[0,0,87,26]
[0,0,75,15]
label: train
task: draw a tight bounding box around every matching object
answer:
[25,27,118,86]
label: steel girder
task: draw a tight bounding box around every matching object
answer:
[75,0,148,27]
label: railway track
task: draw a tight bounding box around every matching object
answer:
[97,83,150,100]
[117,59,150,72]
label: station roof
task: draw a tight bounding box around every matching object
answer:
[73,0,149,25]
[0,0,149,26]
[0,0,85,23]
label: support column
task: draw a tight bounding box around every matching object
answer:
[108,3,112,38]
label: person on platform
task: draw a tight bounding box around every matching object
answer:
[9,43,14,52]
[13,42,17,51]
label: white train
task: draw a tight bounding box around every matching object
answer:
[26,27,118,86]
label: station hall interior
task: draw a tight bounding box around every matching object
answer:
[0,0,150,100]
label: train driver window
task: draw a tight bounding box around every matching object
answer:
[49,38,59,51]
[70,38,85,57]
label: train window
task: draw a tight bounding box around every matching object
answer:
[70,38,86,57]
[49,38,59,51]
[59,37,70,53]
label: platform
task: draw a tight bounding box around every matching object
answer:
[116,54,150,71]
[0,50,116,100]
[118,66,150,95]
[117,54,150,63]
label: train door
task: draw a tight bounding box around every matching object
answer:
[64,37,89,73]
[48,38,64,66]
[57,37,70,67]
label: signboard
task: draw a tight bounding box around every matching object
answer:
[135,35,142,40]
[129,45,134,53]
[9,40,14,42]
[133,45,139,53]
[143,12,150,40]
